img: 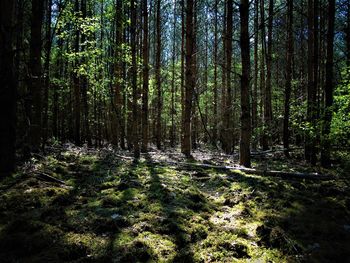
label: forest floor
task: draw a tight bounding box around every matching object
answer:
[0,144,350,263]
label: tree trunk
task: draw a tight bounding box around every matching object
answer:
[263,0,273,151]
[131,0,140,158]
[141,0,149,152]
[29,0,45,152]
[239,0,252,167]
[42,0,52,149]
[182,0,195,157]
[155,0,162,150]
[73,0,81,146]
[283,0,294,157]
[320,0,335,167]
[212,0,218,146]
[252,0,259,150]
[259,0,267,149]
[222,0,233,154]
[180,0,185,149]
[0,0,16,176]
[170,0,177,148]
[305,0,317,164]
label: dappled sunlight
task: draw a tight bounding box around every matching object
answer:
[0,146,349,262]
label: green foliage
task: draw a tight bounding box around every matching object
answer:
[331,70,350,146]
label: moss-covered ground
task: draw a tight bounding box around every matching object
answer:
[0,145,349,262]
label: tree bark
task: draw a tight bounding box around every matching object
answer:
[320,0,335,167]
[170,0,177,148]
[141,0,149,152]
[73,0,81,146]
[212,0,218,146]
[222,0,233,154]
[155,0,162,150]
[131,0,140,158]
[283,0,294,157]
[29,0,45,152]
[252,0,258,150]
[262,0,273,151]
[182,0,195,157]
[305,0,317,164]
[239,0,252,167]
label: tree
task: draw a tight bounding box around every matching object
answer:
[305,0,317,164]
[212,0,219,146]
[252,0,259,150]
[283,0,294,157]
[131,0,140,158]
[29,0,45,151]
[222,0,233,154]
[262,0,274,150]
[0,0,16,176]
[182,0,195,157]
[239,0,252,167]
[321,0,335,167]
[155,0,162,150]
[141,0,149,152]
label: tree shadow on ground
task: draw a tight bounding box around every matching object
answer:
[0,148,349,262]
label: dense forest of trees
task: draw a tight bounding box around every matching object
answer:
[1,0,350,176]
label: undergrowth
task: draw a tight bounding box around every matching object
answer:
[0,147,349,262]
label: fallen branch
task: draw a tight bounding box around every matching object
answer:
[33,172,66,185]
[176,162,334,180]
[250,147,303,156]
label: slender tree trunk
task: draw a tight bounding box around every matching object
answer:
[182,0,195,157]
[29,0,45,152]
[170,0,177,148]
[321,0,335,167]
[81,0,91,146]
[42,0,52,149]
[283,0,294,157]
[220,2,227,147]
[212,0,218,145]
[155,0,162,149]
[141,0,149,152]
[191,0,198,150]
[180,0,185,149]
[222,0,233,154]
[259,0,266,149]
[0,0,16,176]
[252,0,258,150]
[131,0,140,158]
[239,0,251,167]
[73,0,81,145]
[305,0,317,164]
[263,0,273,150]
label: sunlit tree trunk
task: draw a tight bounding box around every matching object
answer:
[239,0,251,167]
[182,0,195,157]
[222,0,233,154]
[155,0,162,149]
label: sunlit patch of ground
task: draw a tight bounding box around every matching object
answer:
[0,145,349,262]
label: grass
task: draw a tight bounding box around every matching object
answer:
[0,147,349,262]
